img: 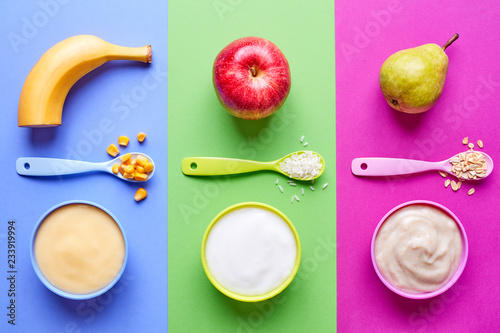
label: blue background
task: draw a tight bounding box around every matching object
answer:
[0,1,168,331]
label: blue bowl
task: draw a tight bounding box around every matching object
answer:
[31,200,128,300]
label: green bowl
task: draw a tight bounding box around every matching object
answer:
[201,202,301,302]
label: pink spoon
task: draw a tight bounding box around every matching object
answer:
[352,151,493,181]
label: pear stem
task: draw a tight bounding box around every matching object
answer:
[442,33,459,51]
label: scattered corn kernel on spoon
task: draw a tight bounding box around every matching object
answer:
[182,151,325,181]
[351,151,493,181]
[16,153,155,182]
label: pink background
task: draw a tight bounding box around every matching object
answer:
[335,0,500,332]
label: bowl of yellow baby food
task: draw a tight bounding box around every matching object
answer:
[31,200,128,300]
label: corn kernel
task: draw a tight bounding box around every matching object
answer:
[123,172,135,179]
[135,173,148,181]
[136,155,148,167]
[137,132,146,142]
[118,136,130,147]
[144,162,154,173]
[107,144,119,157]
[124,165,135,174]
[112,164,120,174]
[136,165,145,173]
[120,153,131,163]
[134,188,147,201]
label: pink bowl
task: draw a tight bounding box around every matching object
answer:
[371,200,468,299]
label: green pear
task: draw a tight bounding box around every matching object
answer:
[379,34,459,114]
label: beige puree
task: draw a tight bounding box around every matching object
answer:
[374,204,462,294]
[35,204,125,295]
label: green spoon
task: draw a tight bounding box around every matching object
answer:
[181,151,325,181]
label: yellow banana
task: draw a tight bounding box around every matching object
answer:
[18,35,152,127]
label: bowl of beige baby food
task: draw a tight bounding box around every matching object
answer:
[371,200,468,299]
[31,200,128,300]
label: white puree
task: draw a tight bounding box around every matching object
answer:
[374,204,463,294]
[205,207,297,296]
[35,204,125,295]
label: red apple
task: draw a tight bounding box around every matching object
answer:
[213,37,291,120]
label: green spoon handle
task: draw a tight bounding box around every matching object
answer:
[182,157,277,176]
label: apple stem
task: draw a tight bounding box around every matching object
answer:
[250,67,257,77]
[442,33,459,51]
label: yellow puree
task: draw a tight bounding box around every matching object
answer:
[35,204,125,294]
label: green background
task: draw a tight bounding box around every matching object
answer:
[168,1,336,331]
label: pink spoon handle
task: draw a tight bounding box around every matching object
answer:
[351,157,449,177]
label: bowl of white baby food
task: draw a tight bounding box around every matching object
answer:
[201,202,301,302]
[371,200,468,299]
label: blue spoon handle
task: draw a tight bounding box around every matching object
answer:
[16,157,107,176]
